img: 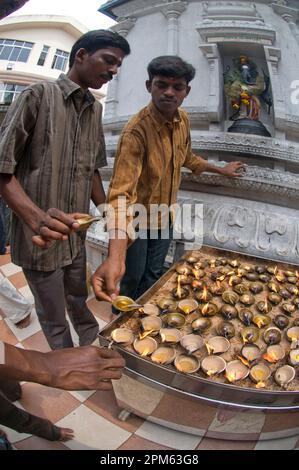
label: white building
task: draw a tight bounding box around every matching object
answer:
[0,14,105,121]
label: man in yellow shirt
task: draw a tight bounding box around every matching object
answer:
[93,56,243,302]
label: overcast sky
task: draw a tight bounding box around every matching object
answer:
[9,0,116,30]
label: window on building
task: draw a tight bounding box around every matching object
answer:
[0,83,27,105]
[51,49,69,71]
[0,39,33,63]
[37,45,50,66]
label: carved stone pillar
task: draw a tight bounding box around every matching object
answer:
[162,1,187,55]
[198,43,222,123]
[105,17,136,120]
[264,46,285,132]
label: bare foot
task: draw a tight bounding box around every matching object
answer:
[58,427,74,442]
[15,312,31,329]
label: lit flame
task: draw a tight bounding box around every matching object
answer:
[202,302,210,316]
[289,333,298,342]
[229,276,234,287]
[139,329,154,340]
[202,285,208,301]
[192,269,200,279]
[161,333,166,342]
[216,281,221,289]
[205,343,214,355]
[274,266,278,275]
[207,370,216,377]
[237,355,250,367]
[263,351,278,363]
[225,371,237,383]
[256,381,266,389]
[210,260,216,269]
[177,275,182,299]
[255,317,265,329]
[231,260,238,267]
[275,272,285,282]
[272,284,278,293]
[140,348,150,357]
[227,270,235,276]
[183,306,191,314]
[217,275,226,282]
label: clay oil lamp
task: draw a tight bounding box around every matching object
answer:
[176,264,192,275]
[253,314,271,329]
[267,265,278,275]
[259,273,271,283]
[208,258,217,268]
[192,268,205,280]
[288,348,299,366]
[172,275,189,300]
[195,286,212,303]
[287,285,299,296]
[201,356,226,376]
[256,299,272,314]
[199,302,218,317]
[268,281,279,293]
[184,254,199,264]
[218,266,231,276]
[215,257,227,266]
[286,326,299,347]
[178,299,198,315]
[193,261,205,270]
[191,316,212,333]
[285,270,295,277]
[111,328,134,344]
[157,298,177,312]
[133,337,158,356]
[249,363,271,388]
[140,303,160,316]
[245,272,258,282]
[205,336,230,355]
[268,293,281,305]
[287,276,297,285]
[217,321,235,339]
[255,266,265,274]
[241,326,259,343]
[151,347,176,365]
[279,288,292,300]
[191,279,205,291]
[263,344,285,363]
[178,274,193,286]
[160,328,182,344]
[275,271,286,283]
[240,293,255,307]
[242,263,253,272]
[228,275,242,287]
[180,334,204,354]
[234,283,248,295]
[241,344,261,362]
[140,316,162,335]
[238,308,254,326]
[263,327,282,346]
[112,296,141,312]
[174,354,200,374]
[229,259,240,268]
[274,365,296,387]
[281,303,296,316]
[293,298,299,309]
[249,282,263,295]
[162,312,186,329]
[225,360,249,383]
[220,304,238,320]
[185,311,200,324]
[222,290,239,306]
[274,314,290,330]
[209,281,225,296]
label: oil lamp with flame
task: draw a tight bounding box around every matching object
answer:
[174,354,200,374]
[287,285,299,296]
[201,356,226,376]
[160,328,182,343]
[209,281,225,296]
[225,360,249,382]
[286,326,299,347]
[288,348,299,366]
[274,365,295,387]
[192,268,205,280]
[184,254,199,264]
[240,293,255,306]
[151,347,176,365]
[256,299,272,314]
[178,299,198,315]
[176,264,192,275]
[133,337,157,356]
[195,285,212,303]
[141,316,162,333]
[112,296,141,312]
[268,282,279,293]
[172,275,189,300]
[267,265,278,275]
[281,303,296,316]
[241,344,261,362]
[205,336,230,354]
[199,302,219,317]
[263,344,285,363]
[249,362,271,386]
[140,303,160,316]
[253,314,271,329]
[111,328,134,344]
[241,326,259,343]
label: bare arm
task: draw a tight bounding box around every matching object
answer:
[91,170,106,207]
[0,342,125,391]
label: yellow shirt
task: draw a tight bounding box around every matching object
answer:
[107,102,209,235]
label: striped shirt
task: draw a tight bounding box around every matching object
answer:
[0,74,107,271]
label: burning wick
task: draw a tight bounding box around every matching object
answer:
[225,371,237,383]
[237,355,250,367]
[205,343,214,355]
[139,330,154,340]
[256,382,266,389]
[263,351,278,363]
[177,275,182,299]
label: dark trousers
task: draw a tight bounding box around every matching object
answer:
[120,228,173,300]
[0,379,60,441]
[23,246,98,350]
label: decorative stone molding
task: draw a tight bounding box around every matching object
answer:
[161,1,187,54]
[111,16,137,36]
[202,1,262,21]
[196,20,276,45]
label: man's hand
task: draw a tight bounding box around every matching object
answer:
[219,161,245,178]
[92,257,126,302]
[32,210,89,248]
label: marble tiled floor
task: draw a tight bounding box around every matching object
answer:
[0,253,298,450]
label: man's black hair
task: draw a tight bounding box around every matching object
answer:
[69,29,131,68]
[147,56,196,84]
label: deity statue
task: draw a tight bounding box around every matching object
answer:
[224,56,272,122]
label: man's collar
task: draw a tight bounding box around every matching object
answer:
[57,74,95,103]
[148,102,181,132]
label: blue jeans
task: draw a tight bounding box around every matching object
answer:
[120,228,173,300]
